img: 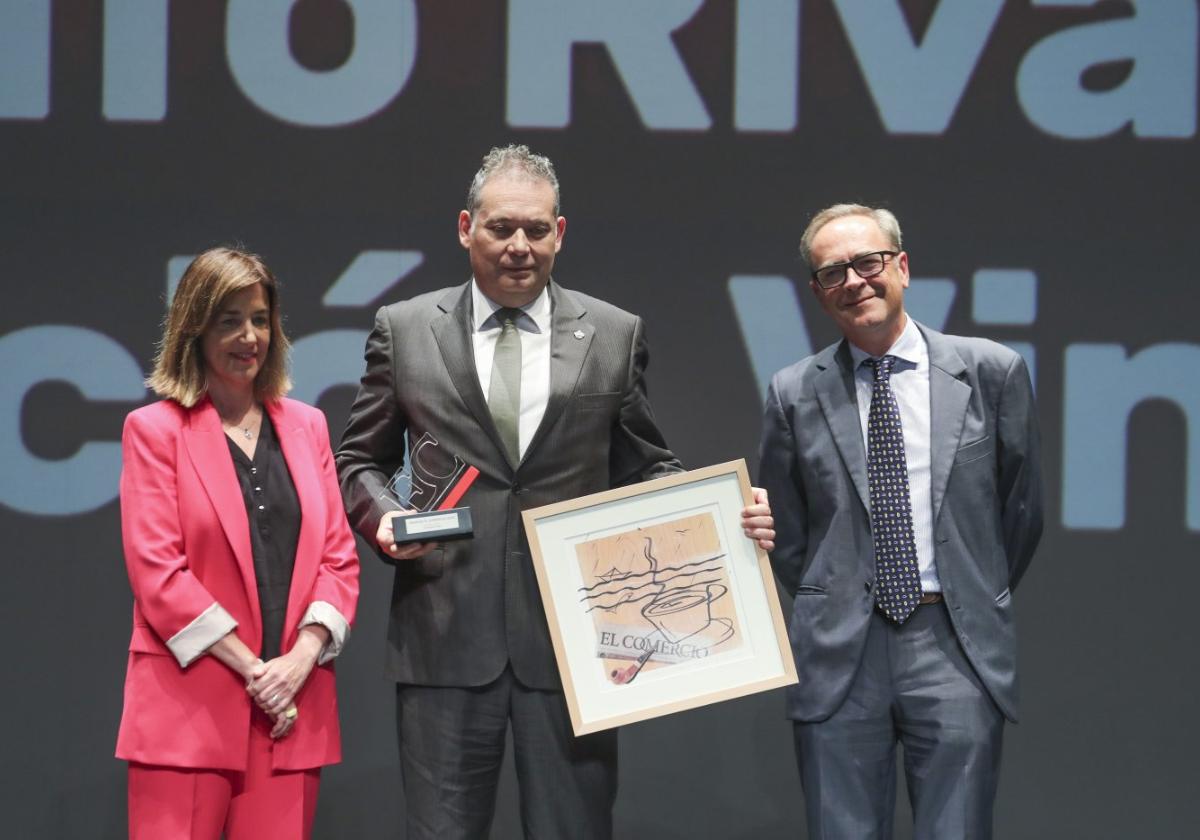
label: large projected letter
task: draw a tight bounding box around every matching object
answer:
[289,330,372,406]
[728,276,813,401]
[830,0,1004,134]
[0,327,145,515]
[322,250,425,307]
[973,269,1038,389]
[0,1,50,119]
[507,0,709,129]
[1063,343,1200,530]
[226,0,417,127]
[734,0,800,131]
[103,0,169,120]
[1017,0,1196,139]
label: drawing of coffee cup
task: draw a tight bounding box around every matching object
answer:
[642,583,727,643]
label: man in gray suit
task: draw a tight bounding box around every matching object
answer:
[758,204,1042,838]
[337,145,774,839]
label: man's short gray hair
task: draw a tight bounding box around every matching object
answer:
[466,144,561,216]
[798,204,903,267]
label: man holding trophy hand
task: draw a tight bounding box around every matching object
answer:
[336,145,773,839]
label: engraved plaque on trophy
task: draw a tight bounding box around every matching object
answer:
[379,433,478,543]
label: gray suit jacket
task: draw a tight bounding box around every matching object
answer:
[337,280,681,690]
[758,323,1042,722]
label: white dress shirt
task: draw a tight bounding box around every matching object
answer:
[471,280,552,459]
[848,316,941,593]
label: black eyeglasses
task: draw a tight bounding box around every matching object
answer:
[811,251,898,289]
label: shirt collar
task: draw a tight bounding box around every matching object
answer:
[471,279,550,334]
[848,314,926,370]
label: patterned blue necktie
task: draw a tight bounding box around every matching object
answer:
[865,356,921,623]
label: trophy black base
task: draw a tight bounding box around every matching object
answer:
[392,507,474,544]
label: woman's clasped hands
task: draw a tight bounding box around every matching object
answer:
[245,625,331,739]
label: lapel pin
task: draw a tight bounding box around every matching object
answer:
[573,329,585,340]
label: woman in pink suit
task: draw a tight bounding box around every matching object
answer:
[116,247,360,839]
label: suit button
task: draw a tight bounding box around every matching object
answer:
[512,483,523,495]
[864,580,873,592]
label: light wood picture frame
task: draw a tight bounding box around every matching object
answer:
[522,459,797,735]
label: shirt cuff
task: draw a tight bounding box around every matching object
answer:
[299,601,351,665]
[166,602,238,668]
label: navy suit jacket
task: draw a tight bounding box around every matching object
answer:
[758,322,1042,722]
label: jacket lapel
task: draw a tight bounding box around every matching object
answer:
[523,281,593,464]
[921,324,971,527]
[814,341,870,512]
[266,400,322,641]
[430,283,513,463]
[182,399,261,629]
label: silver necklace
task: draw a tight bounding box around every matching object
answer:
[223,410,258,440]
[223,422,254,440]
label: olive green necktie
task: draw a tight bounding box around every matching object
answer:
[487,307,523,464]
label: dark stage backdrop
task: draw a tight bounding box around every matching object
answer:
[3,1,1197,837]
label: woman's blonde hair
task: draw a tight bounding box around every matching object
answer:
[146,247,292,407]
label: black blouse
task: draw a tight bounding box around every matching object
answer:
[226,415,300,661]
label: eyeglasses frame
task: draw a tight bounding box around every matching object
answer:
[810,250,900,290]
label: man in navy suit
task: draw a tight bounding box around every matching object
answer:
[758,204,1043,838]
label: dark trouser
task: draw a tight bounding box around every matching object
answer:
[794,603,1005,840]
[396,666,618,840]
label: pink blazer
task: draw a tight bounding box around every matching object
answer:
[115,397,359,771]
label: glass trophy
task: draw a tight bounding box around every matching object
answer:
[379,432,478,543]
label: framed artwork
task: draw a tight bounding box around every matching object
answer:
[522,460,797,735]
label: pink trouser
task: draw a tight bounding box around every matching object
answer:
[127,714,320,840]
